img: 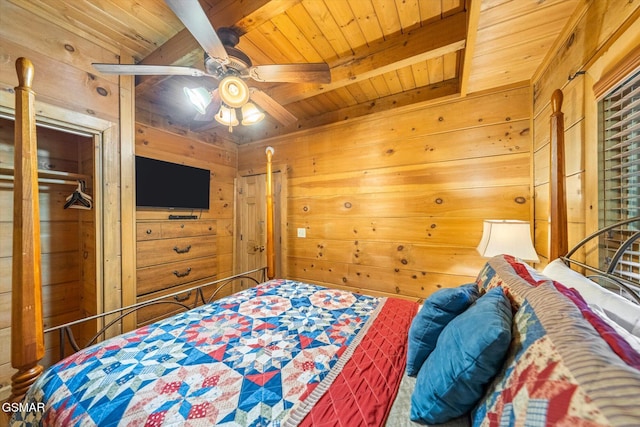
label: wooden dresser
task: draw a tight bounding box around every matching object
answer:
[136,219,217,326]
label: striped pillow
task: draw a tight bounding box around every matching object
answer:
[473,282,640,426]
[475,255,540,309]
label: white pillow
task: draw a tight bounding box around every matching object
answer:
[542,259,640,337]
[590,304,640,354]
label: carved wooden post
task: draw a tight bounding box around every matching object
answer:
[10,57,44,403]
[265,146,275,279]
[549,89,568,260]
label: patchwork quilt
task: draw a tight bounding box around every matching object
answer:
[473,255,640,426]
[11,280,417,426]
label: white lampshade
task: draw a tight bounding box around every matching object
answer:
[241,102,265,125]
[476,220,539,262]
[183,87,212,115]
[214,105,239,127]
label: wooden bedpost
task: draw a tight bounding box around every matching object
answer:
[549,89,568,260]
[266,146,275,279]
[10,57,45,403]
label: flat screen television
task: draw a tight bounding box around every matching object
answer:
[135,156,210,210]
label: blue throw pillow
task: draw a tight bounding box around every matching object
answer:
[406,283,479,376]
[410,286,512,424]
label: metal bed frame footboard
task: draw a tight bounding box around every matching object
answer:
[46,267,268,360]
[561,216,640,305]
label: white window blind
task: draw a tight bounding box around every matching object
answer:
[599,69,640,284]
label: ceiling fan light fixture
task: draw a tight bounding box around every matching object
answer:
[218,75,250,108]
[183,86,212,115]
[241,102,265,125]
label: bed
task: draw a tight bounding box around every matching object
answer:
[11,279,417,425]
[6,58,640,426]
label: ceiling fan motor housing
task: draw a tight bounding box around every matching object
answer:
[205,48,252,76]
[204,27,252,77]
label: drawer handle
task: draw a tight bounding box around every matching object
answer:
[173,245,192,254]
[174,291,192,302]
[146,229,152,235]
[173,267,192,278]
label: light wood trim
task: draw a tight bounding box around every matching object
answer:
[120,71,137,333]
[593,44,640,100]
[459,0,481,97]
[10,57,45,403]
[549,88,568,260]
[266,146,275,279]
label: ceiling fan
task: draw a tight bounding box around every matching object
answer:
[92,0,331,130]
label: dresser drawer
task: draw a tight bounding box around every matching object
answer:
[137,220,216,241]
[136,222,163,240]
[161,220,216,238]
[137,235,216,268]
[136,279,218,326]
[137,256,217,296]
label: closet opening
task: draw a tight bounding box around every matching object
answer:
[0,116,102,371]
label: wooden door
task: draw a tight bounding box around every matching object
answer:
[235,172,283,288]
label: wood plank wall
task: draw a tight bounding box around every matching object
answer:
[134,122,238,287]
[0,1,120,123]
[238,85,532,300]
[531,0,640,266]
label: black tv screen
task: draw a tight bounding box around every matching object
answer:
[136,156,210,210]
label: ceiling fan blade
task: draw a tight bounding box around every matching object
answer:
[93,63,207,76]
[249,63,331,83]
[193,89,221,121]
[165,0,229,65]
[250,88,297,127]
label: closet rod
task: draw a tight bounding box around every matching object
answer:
[0,174,82,186]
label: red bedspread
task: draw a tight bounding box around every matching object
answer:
[299,297,418,426]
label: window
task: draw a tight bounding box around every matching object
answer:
[599,69,640,285]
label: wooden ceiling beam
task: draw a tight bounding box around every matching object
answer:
[265,11,467,105]
[135,0,301,92]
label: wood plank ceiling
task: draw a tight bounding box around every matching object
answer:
[8,0,579,144]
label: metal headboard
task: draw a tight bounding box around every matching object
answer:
[561,216,640,305]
